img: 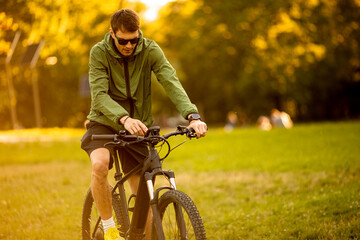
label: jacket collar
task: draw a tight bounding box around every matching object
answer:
[104,30,144,62]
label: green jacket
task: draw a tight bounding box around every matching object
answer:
[87,31,198,131]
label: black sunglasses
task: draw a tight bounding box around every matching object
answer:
[115,36,139,45]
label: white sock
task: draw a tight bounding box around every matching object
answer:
[102,216,116,233]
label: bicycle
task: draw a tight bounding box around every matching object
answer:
[82,125,207,240]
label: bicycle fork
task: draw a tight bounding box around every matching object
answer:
[145,168,186,240]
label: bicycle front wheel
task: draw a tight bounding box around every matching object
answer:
[153,190,206,240]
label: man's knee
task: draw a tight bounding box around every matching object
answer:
[90,148,110,179]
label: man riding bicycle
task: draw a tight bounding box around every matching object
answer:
[81,9,207,240]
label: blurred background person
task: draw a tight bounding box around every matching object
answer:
[257,116,272,131]
[224,111,238,132]
[270,109,293,129]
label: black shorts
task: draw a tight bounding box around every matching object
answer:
[81,121,148,173]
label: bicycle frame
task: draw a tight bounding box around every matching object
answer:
[108,129,180,239]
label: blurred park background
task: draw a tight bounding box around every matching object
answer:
[1,1,360,239]
[1,0,360,130]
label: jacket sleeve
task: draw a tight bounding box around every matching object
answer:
[149,42,198,119]
[89,46,129,124]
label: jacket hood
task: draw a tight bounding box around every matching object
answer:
[103,30,144,59]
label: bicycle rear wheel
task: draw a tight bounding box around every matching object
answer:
[82,187,128,240]
[153,190,206,240]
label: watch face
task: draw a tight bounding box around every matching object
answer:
[190,114,201,121]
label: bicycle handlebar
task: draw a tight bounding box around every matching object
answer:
[91,125,196,142]
[162,126,196,139]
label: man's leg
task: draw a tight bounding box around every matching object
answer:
[90,148,112,220]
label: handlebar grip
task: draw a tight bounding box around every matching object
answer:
[91,134,118,141]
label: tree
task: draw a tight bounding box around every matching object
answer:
[152,0,360,123]
[0,0,146,129]
[1,0,359,129]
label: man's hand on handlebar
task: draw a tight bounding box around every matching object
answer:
[120,115,207,138]
[188,120,207,138]
[120,116,148,137]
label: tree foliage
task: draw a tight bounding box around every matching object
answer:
[1,0,360,129]
[0,0,145,129]
[152,0,360,123]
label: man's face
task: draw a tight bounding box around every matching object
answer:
[111,28,139,56]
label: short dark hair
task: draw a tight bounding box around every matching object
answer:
[111,9,140,33]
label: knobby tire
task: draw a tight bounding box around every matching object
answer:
[152,190,206,240]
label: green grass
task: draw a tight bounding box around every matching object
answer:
[0,121,359,239]
[163,121,360,172]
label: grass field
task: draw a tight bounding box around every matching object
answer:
[0,121,359,239]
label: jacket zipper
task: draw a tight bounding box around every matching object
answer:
[123,60,134,117]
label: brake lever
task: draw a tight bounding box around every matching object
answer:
[186,128,197,139]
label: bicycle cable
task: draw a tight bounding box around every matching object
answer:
[115,133,188,161]
[159,138,171,161]
[168,135,189,153]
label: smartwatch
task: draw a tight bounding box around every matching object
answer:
[188,113,201,122]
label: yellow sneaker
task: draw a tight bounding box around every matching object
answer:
[104,227,121,240]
